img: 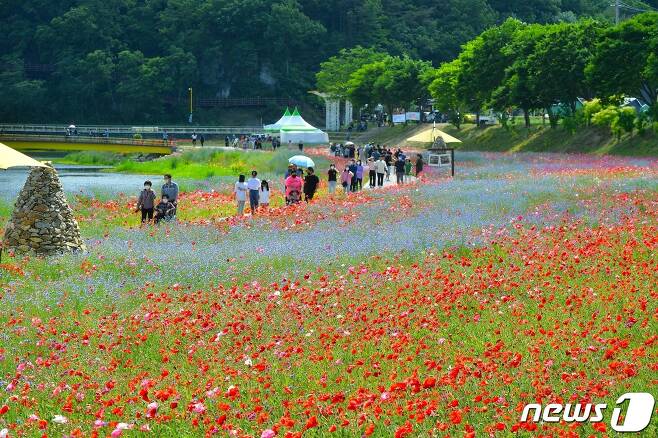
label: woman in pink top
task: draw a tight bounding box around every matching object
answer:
[340,167,353,194]
[285,173,303,204]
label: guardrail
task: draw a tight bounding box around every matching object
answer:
[0,134,173,148]
[0,124,267,135]
[0,124,346,137]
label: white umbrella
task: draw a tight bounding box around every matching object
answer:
[344,141,355,146]
[288,155,315,168]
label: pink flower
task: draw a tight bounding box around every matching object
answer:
[192,402,206,414]
[261,429,276,438]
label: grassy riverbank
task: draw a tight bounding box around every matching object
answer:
[57,148,330,179]
[442,124,658,156]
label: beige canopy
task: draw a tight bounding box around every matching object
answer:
[0,142,48,169]
[406,127,462,144]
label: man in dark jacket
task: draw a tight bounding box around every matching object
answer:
[395,158,406,185]
[416,154,424,178]
[348,160,358,192]
[303,167,320,201]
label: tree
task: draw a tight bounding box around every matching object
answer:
[491,24,547,128]
[455,18,523,123]
[426,60,465,129]
[374,56,432,114]
[346,59,389,109]
[316,47,389,98]
[526,20,604,127]
[587,12,658,117]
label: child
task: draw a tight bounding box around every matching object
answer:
[405,158,412,182]
[235,174,248,215]
[154,195,176,224]
[136,180,156,223]
[259,180,270,209]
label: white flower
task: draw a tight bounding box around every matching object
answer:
[0,428,8,438]
[52,414,68,424]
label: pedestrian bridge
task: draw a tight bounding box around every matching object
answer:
[0,134,173,154]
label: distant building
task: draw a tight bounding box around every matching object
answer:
[622,97,650,114]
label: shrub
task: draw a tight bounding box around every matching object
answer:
[635,111,650,135]
[583,99,602,126]
[133,133,143,140]
[562,109,585,134]
[613,107,636,138]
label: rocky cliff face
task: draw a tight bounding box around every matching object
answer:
[2,166,85,255]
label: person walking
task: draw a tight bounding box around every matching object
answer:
[348,159,358,192]
[355,160,364,191]
[303,167,320,202]
[162,130,169,145]
[415,154,424,179]
[327,164,338,194]
[234,175,248,215]
[404,158,412,182]
[136,180,156,223]
[259,180,270,209]
[298,141,304,151]
[384,149,393,181]
[191,132,197,146]
[200,133,205,147]
[247,170,261,214]
[395,157,406,185]
[340,166,353,194]
[375,157,387,187]
[225,136,230,147]
[368,158,376,188]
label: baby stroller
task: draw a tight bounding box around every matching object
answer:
[287,190,301,205]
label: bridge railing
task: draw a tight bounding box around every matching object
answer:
[0,124,266,135]
[0,133,173,148]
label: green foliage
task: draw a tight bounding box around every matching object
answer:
[60,151,126,166]
[562,109,586,133]
[113,148,327,179]
[0,0,621,123]
[583,98,602,125]
[456,18,523,113]
[316,47,388,98]
[427,60,464,129]
[347,55,430,114]
[586,12,658,112]
[492,24,547,127]
[591,106,636,140]
[614,107,637,137]
[526,21,603,121]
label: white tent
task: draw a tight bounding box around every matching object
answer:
[281,130,329,144]
[265,107,329,144]
[264,107,292,132]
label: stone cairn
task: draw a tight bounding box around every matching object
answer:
[2,165,85,255]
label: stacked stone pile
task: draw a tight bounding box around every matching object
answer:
[2,165,85,255]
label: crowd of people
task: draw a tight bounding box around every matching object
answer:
[135,144,425,222]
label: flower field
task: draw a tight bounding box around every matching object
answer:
[0,151,657,437]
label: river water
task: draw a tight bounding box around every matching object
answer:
[1,165,162,203]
